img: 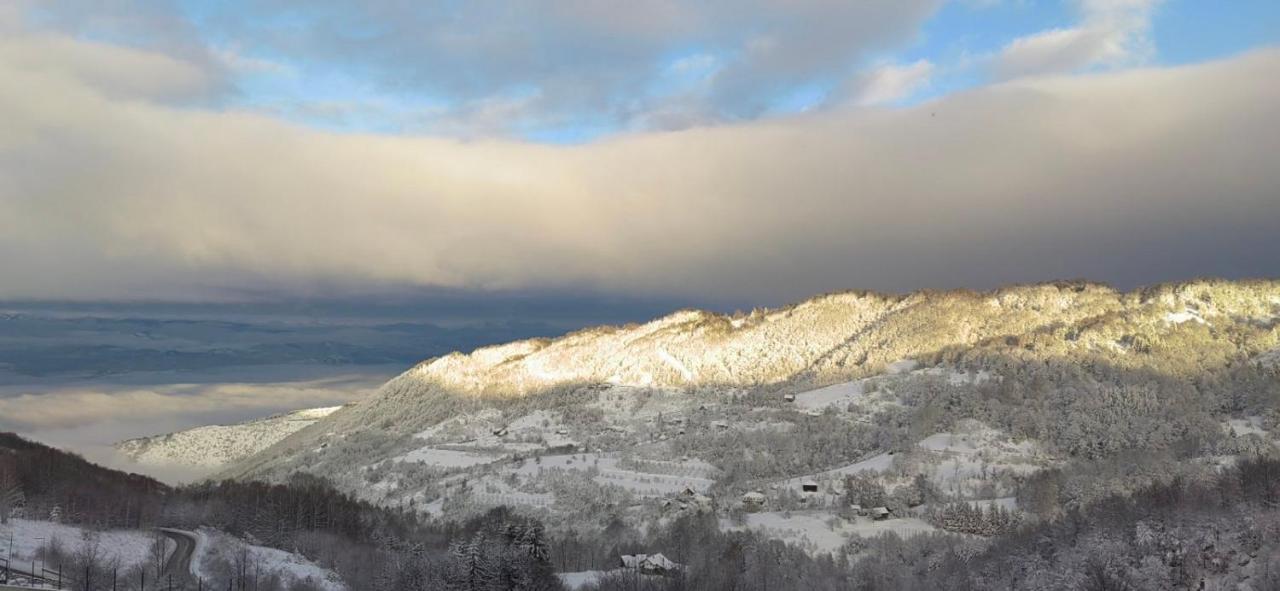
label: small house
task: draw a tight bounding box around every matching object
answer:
[871,506,891,520]
[621,553,681,574]
[783,393,796,402]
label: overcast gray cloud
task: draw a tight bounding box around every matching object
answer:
[0,27,1278,305]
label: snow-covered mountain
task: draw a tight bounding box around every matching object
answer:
[115,406,342,470]
[205,280,1280,546]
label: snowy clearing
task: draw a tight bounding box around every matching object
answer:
[722,511,936,554]
[1224,417,1267,437]
[1165,309,1207,325]
[507,453,716,497]
[557,569,665,589]
[792,380,865,412]
[193,528,345,591]
[396,447,504,468]
[0,519,156,570]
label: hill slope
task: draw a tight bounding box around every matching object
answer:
[115,406,342,470]
[216,280,1280,538]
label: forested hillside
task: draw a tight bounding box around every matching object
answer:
[0,434,563,591]
[188,279,1280,588]
[115,407,343,472]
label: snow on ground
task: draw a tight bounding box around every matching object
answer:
[821,452,896,477]
[507,453,716,497]
[793,380,864,412]
[395,446,504,468]
[910,367,993,386]
[115,406,342,469]
[916,424,1043,494]
[966,497,1019,511]
[770,422,1046,500]
[193,528,344,591]
[587,385,691,422]
[1165,309,1207,325]
[0,519,156,570]
[791,364,989,415]
[558,570,606,589]
[1224,417,1267,437]
[557,570,664,590]
[886,359,919,374]
[917,423,1039,457]
[722,511,936,555]
[470,480,555,508]
[778,452,896,489]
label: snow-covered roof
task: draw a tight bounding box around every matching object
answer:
[620,553,681,572]
[644,553,679,571]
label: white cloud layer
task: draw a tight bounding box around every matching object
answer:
[848,60,935,106]
[995,0,1160,79]
[16,0,943,131]
[0,373,384,482]
[0,29,1278,304]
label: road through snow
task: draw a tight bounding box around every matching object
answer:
[158,529,198,579]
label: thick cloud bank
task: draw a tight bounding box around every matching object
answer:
[1,31,1278,303]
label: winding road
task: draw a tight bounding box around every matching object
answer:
[158,529,199,579]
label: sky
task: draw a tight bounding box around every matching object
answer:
[1,0,1279,309]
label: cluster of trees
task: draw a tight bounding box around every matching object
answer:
[0,433,168,528]
[925,502,1021,536]
[440,512,558,590]
[840,457,1280,590]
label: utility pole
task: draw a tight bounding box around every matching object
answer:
[34,537,45,585]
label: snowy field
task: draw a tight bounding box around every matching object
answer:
[396,446,505,468]
[0,519,156,570]
[792,380,865,412]
[507,453,716,497]
[192,528,345,591]
[722,511,936,554]
[1224,416,1268,437]
[557,569,665,590]
[769,422,1046,501]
